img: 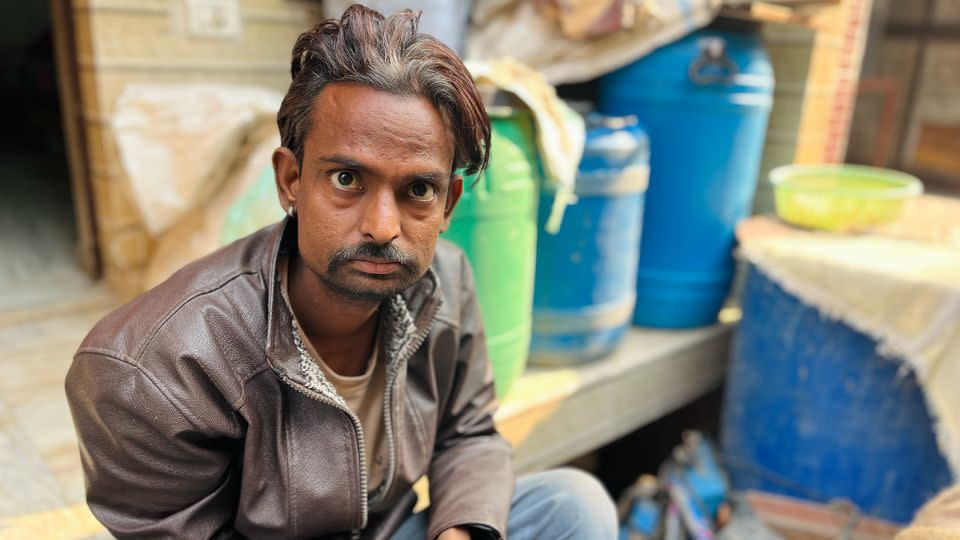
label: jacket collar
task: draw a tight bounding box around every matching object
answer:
[263,217,442,389]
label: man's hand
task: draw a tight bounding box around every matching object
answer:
[436,526,472,540]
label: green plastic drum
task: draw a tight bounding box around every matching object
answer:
[442,107,540,399]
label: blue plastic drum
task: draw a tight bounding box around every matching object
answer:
[599,28,774,328]
[721,265,953,523]
[530,115,648,364]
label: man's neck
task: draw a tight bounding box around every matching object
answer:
[288,255,380,377]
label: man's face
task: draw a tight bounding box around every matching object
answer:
[274,82,462,302]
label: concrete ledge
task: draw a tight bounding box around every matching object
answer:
[496,324,733,473]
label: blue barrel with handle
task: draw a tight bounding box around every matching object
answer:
[530,114,648,364]
[598,28,773,328]
[721,265,953,523]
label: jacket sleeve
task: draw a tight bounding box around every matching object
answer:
[65,350,242,539]
[426,253,515,540]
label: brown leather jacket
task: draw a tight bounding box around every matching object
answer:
[65,220,514,539]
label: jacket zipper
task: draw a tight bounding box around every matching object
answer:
[279,318,373,537]
[276,372,369,534]
[371,298,441,506]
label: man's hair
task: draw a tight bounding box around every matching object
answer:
[277,4,490,175]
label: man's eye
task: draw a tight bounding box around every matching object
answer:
[330,171,361,190]
[408,182,436,201]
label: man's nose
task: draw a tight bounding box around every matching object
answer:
[359,187,401,245]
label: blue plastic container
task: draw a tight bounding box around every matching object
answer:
[530,115,648,365]
[598,29,773,328]
[721,266,953,523]
[619,477,660,540]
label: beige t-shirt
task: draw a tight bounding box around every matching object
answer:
[279,255,389,493]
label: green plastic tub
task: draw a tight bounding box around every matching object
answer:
[770,164,923,232]
[442,107,540,398]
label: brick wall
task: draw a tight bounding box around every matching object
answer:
[794,0,873,164]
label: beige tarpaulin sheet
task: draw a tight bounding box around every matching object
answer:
[738,196,960,477]
[113,84,283,234]
[466,0,725,84]
[896,482,960,539]
[143,125,280,289]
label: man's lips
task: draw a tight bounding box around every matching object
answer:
[348,257,403,275]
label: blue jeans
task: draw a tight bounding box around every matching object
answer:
[391,468,619,540]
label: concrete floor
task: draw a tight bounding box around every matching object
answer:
[0,148,112,538]
[0,288,114,539]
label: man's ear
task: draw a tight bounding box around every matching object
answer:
[273,147,300,213]
[440,173,463,233]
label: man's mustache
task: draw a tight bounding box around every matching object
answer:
[328,242,418,273]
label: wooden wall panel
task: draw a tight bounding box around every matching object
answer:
[52,0,100,276]
[80,11,306,70]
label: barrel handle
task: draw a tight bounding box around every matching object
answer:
[688,37,738,85]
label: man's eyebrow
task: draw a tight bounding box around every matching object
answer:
[315,154,371,173]
[410,171,449,184]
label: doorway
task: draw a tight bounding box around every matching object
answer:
[0,3,98,314]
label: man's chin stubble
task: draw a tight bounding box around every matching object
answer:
[318,272,414,304]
